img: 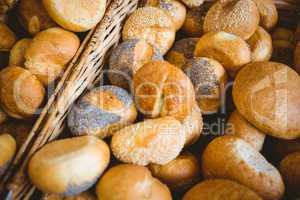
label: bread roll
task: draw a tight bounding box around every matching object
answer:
[194,32,251,75]
[68,85,137,139]
[141,0,186,30]
[28,136,110,195]
[233,61,300,139]
[133,61,195,121]
[42,0,106,32]
[272,40,294,65]
[149,152,200,190]
[42,192,97,200]
[166,38,199,69]
[183,57,227,114]
[183,179,263,200]
[203,0,260,40]
[294,41,300,74]
[202,136,285,200]
[179,0,203,8]
[122,7,176,55]
[108,39,163,89]
[0,66,45,119]
[111,117,185,165]
[272,27,294,42]
[18,0,56,35]
[225,110,265,151]
[247,26,272,62]
[96,164,172,200]
[0,22,16,51]
[252,0,278,30]
[9,38,32,66]
[0,134,16,176]
[181,7,206,37]
[24,27,80,85]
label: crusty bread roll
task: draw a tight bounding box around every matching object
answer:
[149,152,200,190]
[111,117,185,165]
[247,26,272,62]
[9,38,32,66]
[194,32,251,75]
[122,7,176,55]
[233,61,300,139]
[181,7,206,37]
[18,0,56,35]
[293,41,300,74]
[0,66,45,119]
[202,136,285,200]
[133,61,195,121]
[183,57,227,114]
[42,0,106,32]
[166,38,199,69]
[0,22,16,51]
[28,136,110,195]
[68,85,137,139]
[179,0,203,8]
[183,179,263,200]
[225,110,265,151]
[24,27,80,85]
[0,134,16,176]
[272,27,294,42]
[272,40,294,65]
[252,0,278,30]
[203,0,260,40]
[42,192,97,200]
[108,39,163,89]
[96,164,172,200]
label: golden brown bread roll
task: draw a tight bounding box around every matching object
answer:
[203,0,260,40]
[96,164,172,200]
[24,27,80,85]
[252,0,278,30]
[194,32,251,75]
[0,134,16,176]
[18,0,56,35]
[42,0,106,32]
[233,61,300,139]
[133,61,195,121]
[166,38,199,69]
[122,7,176,55]
[272,40,294,65]
[111,117,185,165]
[179,0,203,8]
[183,57,227,114]
[0,66,45,119]
[293,41,300,74]
[149,152,200,190]
[247,26,272,62]
[108,39,163,89]
[225,110,265,151]
[272,27,294,42]
[9,38,32,66]
[202,136,285,200]
[42,192,97,200]
[68,85,137,139]
[183,179,263,200]
[181,7,206,37]
[0,22,16,51]
[28,136,110,195]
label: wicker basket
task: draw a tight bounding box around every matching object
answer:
[0,0,299,199]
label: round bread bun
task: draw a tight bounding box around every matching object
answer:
[247,26,272,62]
[108,39,163,90]
[293,41,300,74]
[149,152,200,190]
[181,7,206,37]
[0,134,16,176]
[194,31,251,75]
[24,27,80,86]
[42,0,106,32]
[225,110,265,151]
[122,7,176,55]
[179,0,203,8]
[9,38,32,66]
[233,61,300,139]
[141,0,186,30]
[202,136,285,200]
[252,0,278,30]
[68,85,137,139]
[0,66,45,119]
[0,22,16,51]
[183,179,263,200]
[133,61,195,121]
[272,138,300,160]
[28,136,110,195]
[272,40,294,65]
[166,38,199,69]
[18,0,56,35]
[96,164,172,200]
[203,0,260,40]
[111,117,185,166]
[42,192,97,200]
[183,57,227,114]
[272,27,294,42]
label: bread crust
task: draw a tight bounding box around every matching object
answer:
[179,0,204,8]
[181,7,206,37]
[252,0,278,30]
[9,38,32,66]
[0,22,16,51]
[0,134,16,177]
[42,192,97,200]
